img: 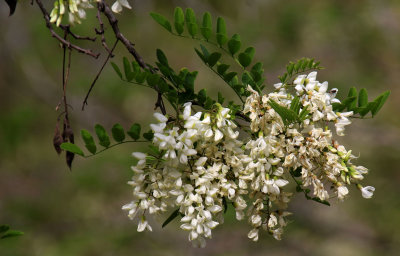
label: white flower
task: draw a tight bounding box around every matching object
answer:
[337,185,349,200]
[111,0,132,13]
[137,217,152,232]
[248,228,259,242]
[361,186,375,199]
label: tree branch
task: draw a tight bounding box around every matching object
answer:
[97,0,167,115]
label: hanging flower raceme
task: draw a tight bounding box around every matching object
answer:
[123,72,375,247]
[50,0,131,26]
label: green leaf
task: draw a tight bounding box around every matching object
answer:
[204,97,214,110]
[1,230,24,239]
[238,53,251,68]
[81,129,95,146]
[223,72,237,82]
[123,57,134,81]
[135,72,147,84]
[218,92,225,104]
[94,124,110,148]
[217,64,230,75]
[346,87,358,110]
[371,91,390,117]
[173,7,185,35]
[143,130,154,141]
[60,143,84,157]
[146,73,160,87]
[207,52,222,67]
[358,88,368,107]
[286,62,294,76]
[358,102,375,117]
[238,47,255,68]
[110,62,122,79]
[227,34,241,55]
[197,89,207,104]
[150,12,172,32]
[132,61,140,73]
[81,129,96,154]
[299,106,310,121]
[185,8,198,37]
[0,225,10,234]
[201,12,212,40]
[342,96,357,111]
[111,123,125,142]
[268,100,298,126]
[216,17,227,46]
[199,44,210,59]
[332,102,346,112]
[162,208,180,228]
[194,48,207,63]
[347,87,357,110]
[311,197,330,206]
[290,96,301,114]
[127,123,141,141]
[156,49,169,66]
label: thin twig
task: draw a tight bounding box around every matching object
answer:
[35,0,99,58]
[82,40,119,110]
[95,4,114,55]
[60,24,97,42]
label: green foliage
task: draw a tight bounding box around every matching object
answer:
[228,34,241,56]
[150,12,172,32]
[143,130,154,141]
[173,7,185,35]
[95,124,110,148]
[162,208,180,228]
[268,99,309,126]
[127,124,141,141]
[149,7,265,100]
[0,225,23,239]
[111,124,125,142]
[332,88,390,118]
[207,52,222,67]
[185,8,198,38]
[81,129,97,154]
[201,12,212,40]
[216,17,228,47]
[279,58,322,83]
[60,143,84,157]
[347,87,358,111]
[238,47,255,68]
[110,62,123,79]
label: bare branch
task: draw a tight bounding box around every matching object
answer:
[82,40,119,110]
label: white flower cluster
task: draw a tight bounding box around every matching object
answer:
[50,0,131,26]
[123,72,375,247]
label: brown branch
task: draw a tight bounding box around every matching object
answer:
[97,1,148,69]
[35,0,99,58]
[82,40,119,110]
[97,0,166,114]
[60,24,97,42]
[95,4,114,55]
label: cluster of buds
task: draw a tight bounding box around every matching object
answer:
[123,72,375,247]
[49,0,131,26]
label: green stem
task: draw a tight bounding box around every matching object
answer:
[84,140,149,158]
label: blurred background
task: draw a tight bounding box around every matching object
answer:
[1,0,400,255]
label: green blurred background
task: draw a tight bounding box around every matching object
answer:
[1,0,400,255]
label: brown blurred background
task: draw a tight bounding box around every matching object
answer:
[1,0,400,255]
